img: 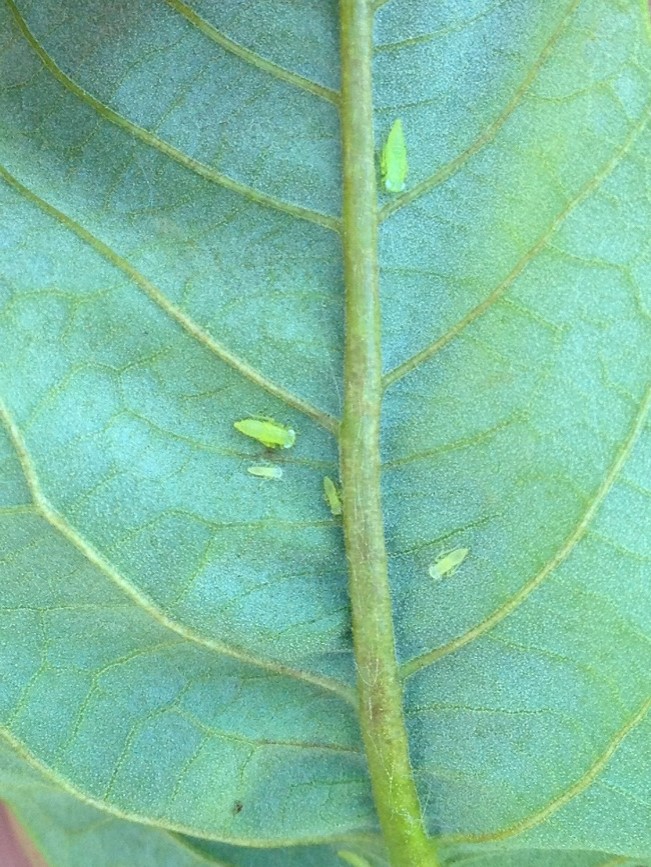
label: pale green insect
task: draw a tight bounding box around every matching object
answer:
[247,465,283,480]
[381,118,408,193]
[429,547,469,580]
[323,476,343,516]
[234,417,296,449]
[336,851,373,867]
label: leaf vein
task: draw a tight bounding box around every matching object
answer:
[384,96,651,389]
[163,0,339,105]
[6,0,339,232]
[0,163,338,434]
[439,696,651,845]
[379,0,582,222]
[401,374,651,678]
[0,728,365,847]
[0,399,354,704]
[374,0,511,52]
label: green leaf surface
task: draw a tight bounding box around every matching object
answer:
[2,740,644,867]
[1,0,651,864]
[0,742,377,866]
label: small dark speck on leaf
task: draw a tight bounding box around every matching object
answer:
[232,801,243,814]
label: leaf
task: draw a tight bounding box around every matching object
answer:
[0,741,369,867]
[3,747,646,867]
[3,740,642,867]
[1,0,651,864]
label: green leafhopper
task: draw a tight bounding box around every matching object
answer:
[336,852,373,867]
[247,465,283,480]
[381,118,408,193]
[429,547,469,580]
[323,476,342,516]
[234,417,296,449]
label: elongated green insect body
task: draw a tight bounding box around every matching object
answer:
[234,417,296,449]
[323,475,342,516]
[429,547,469,580]
[247,465,283,480]
[336,851,373,867]
[381,118,408,193]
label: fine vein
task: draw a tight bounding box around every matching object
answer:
[0,399,354,704]
[378,0,581,223]
[163,0,339,105]
[384,95,651,390]
[0,164,338,435]
[440,696,651,844]
[0,728,366,848]
[7,0,339,233]
[402,375,651,679]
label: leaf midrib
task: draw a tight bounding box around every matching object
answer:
[3,1,650,857]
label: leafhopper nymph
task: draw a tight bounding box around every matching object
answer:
[429,547,469,580]
[381,118,408,193]
[247,465,283,480]
[323,476,343,516]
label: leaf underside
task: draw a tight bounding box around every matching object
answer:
[1,0,651,865]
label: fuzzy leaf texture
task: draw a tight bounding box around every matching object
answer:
[1,1,651,865]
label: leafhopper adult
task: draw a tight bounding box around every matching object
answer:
[234,417,296,449]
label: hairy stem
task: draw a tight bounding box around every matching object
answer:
[338,2,438,864]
